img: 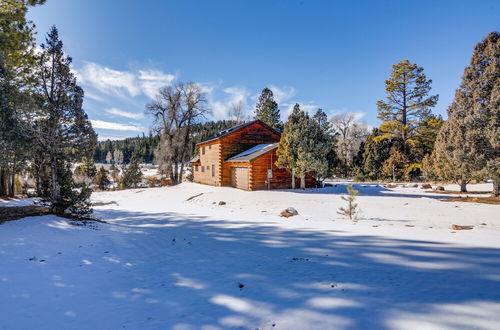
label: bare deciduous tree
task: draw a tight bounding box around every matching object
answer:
[147,82,208,184]
[331,113,368,178]
[229,100,246,123]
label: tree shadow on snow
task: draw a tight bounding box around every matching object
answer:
[79,208,500,329]
[276,183,448,200]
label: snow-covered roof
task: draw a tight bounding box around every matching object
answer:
[226,143,278,162]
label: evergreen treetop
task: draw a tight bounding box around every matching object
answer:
[254,87,283,131]
[376,60,438,150]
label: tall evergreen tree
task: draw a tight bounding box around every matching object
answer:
[431,32,499,195]
[276,104,330,188]
[276,104,305,189]
[361,128,393,180]
[20,26,96,212]
[254,88,283,131]
[376,60,438,153]
[0,0,45,197]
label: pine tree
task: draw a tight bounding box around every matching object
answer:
[337,185,359,220]
[21,26,96,213]
[94,166,110,190]
[276,104,331,188]
[361,128,393,180]
[254,88,283,131]
[0,0,45,197]
[432,32,499,195]
[377,60,438,153]
[120,154,143,189]
[276,104,307,188]
[382,146,409,182]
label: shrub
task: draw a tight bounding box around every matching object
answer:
[337,185,359,220]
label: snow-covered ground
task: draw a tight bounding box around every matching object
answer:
[1,182,499,329]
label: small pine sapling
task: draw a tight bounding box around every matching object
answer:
[337,184,359,220]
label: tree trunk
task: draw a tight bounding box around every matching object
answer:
[492,181,499,197]
[179,162,185,184]
[9,172,15,197]
[459,180,467,193]
[50,153,60,207]
[300,175,305,189]
[291,172,295,189]
[0,168,5,197]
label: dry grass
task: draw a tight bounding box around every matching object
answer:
[442,196,500,205]
[426,190,491,195]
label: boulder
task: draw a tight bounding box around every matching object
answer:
[421,183,432,189]
[280,207,298,218]
[386,184,397,189]
[409,183,418,188]
[436,186,445,191]
[218,201,226,206]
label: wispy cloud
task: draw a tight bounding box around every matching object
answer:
[204,84,252,120]
[269,85,296,104]
[138,70,175,99]
[105,107,144,120]
[90,119,144,131]
[75,62,176,100]
[76,62,140,98]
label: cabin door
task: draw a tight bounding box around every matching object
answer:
[231,167,249,190]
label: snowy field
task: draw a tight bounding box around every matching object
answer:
[1,182,499,329]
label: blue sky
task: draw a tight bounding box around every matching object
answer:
[28,0,499,140]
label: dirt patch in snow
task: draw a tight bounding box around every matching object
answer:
[442,196,500,205]
[427,190,491,195]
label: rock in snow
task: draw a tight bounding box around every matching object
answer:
[280,207,298,217]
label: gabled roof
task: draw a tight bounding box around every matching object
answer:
[226,143,278,162]
[197,120,281,145]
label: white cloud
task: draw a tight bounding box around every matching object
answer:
[76,62,176,99]
[105,108,144,120]
[90,119,144,132]
[76,62,139,98]
[269,85,296,104]
[205,85,251,120]
[84,90,105,102]
[138,70,175,99]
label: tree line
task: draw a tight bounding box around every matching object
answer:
[129,30,498,197]
[1,1,96,214]
[253,34,498,196]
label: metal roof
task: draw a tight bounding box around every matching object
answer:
[190,154,200,163]
[226,143,279,162]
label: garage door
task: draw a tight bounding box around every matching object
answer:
[231,167,249,190]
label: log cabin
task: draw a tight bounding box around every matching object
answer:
[190,120,315,190]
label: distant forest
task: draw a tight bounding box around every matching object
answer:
[94,120,242,164]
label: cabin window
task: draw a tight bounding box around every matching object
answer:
[195,165,198,172]
[201,166,204,172]
[202,146,205,155]
[206,165,209,170]
[209,145,212,150]
[211,164,215,177]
